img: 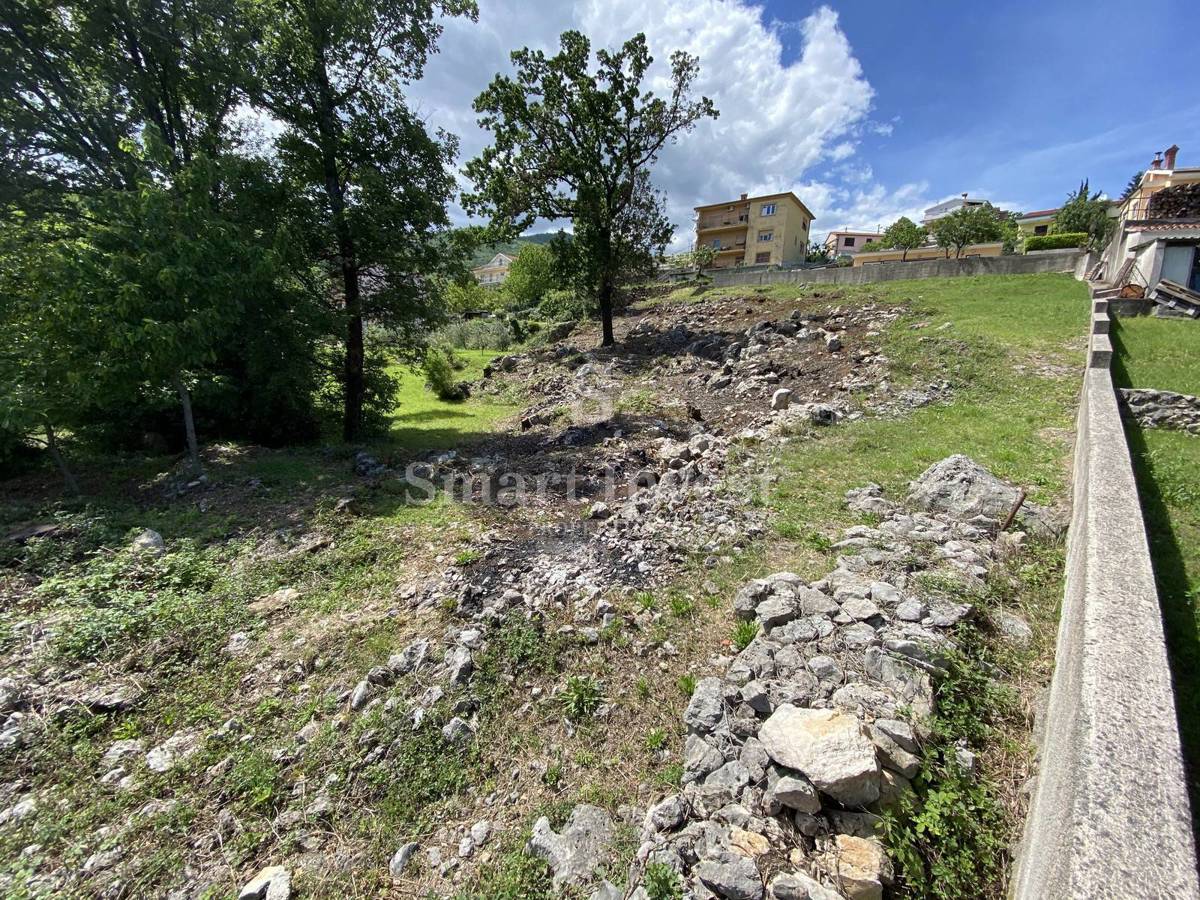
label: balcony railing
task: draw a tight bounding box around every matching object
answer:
[697,214,748,231]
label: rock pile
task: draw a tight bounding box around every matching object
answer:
[543,457,1038,900]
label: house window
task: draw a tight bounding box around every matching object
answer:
[1034,225,1048,235]
[761,203,776,216]
[711,239,721,248]
[755,252,771,264]
[844,236,856,247]
[758,231,773,242]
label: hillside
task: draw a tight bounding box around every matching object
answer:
[469,231,563,268]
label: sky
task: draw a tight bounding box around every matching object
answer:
[404,0,1200,250]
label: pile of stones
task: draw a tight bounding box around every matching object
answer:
[527,456,1048,899]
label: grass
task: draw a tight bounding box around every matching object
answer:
[756,273,1086,898]
[767,274,1085,579]
[385,348,521,451]
[1111,315,1200,829]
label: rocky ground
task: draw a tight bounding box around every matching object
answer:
[0,284,1067,899]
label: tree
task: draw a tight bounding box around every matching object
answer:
[34,155,306,475]
[503,243,556,307]
[930,203,1003,258]
[805,242,832,264]
[1122,171,1144,201]
[464,31,717,346]
[0,0,258,208]
[1052,180,1115,250]
[252,0,477,441]
[880,217,926,261]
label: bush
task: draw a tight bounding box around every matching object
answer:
[432,318,513,351]
[1024,232,1087,252]
[422,348,467,401]
[538,288,591,321]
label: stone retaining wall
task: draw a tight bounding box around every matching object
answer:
[1120,387,1200,433]
[707,249,1083,289]
[1012,299,1199,898]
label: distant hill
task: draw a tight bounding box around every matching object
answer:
[470,231,563,268]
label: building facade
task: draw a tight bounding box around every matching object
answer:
[1015,208,1058,238]
[823,230,883,257]
[471,252,514,288]
[921,193,988,225]
[1100,145,1200,294]
[694,192,814,269]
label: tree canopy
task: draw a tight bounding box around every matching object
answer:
[880,217,927,260]
[1052,180,1115,249]
[463,30,716,345]
[930,204,1004,258]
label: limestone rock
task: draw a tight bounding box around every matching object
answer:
[758,707,880,806]
[389,842,419,878]
[769,871,848,900]
[695,847,764,900]
[831,835,891,900]
[528,804,614,888]
[907,455,1057,535]
[684,677,725,735]
[238,865,291,900]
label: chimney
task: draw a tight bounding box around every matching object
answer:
[1164,144,1180,170]
[1151,151,1163,170]
[740,193,748,201]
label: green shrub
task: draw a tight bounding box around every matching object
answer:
[422,347,467,401]
[1024,232,1087,252]
[433,318,513,351]
[538,288,591,321]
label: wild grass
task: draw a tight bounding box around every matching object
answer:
[1111,315,1200,827]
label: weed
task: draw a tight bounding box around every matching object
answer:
[561,675,603,720]
[543,761,564,789]
[731,620,759,650]
[656,762,684,788]
[668,594,696,619]
[635,677,652,701]
[804,530,834,552]
[634,590,656,611]
[455,548,481,566]
[676,674,697,696]
[644,728,667,752]
[456,841,554,899]
[644,861,683,900]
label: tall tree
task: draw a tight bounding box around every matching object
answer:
[251,0,476,441]
[930,203,1003,259]
[0,0,257,206]
[880,216,926,260]
[1052,179,1115,249]
[464,31,717,346]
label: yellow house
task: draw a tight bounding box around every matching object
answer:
[471,252,514,288]
[851,242,1004,266]
[1015,208,1058,239]
[694,192,814,269]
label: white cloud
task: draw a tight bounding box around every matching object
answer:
[408,0,921,249]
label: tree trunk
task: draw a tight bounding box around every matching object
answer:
[599,274,615,347]
[312,49,364,443]
[172,373,202,475]
[45,422,79,494]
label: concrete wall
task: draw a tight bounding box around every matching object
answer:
[707,248,1082,288]
[1012,300,1199,899]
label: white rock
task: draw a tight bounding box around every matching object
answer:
[758,706,880,806]
[239,865,291,900]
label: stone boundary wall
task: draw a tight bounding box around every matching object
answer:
[1012,299,1199,898]
[706,248,1083,288]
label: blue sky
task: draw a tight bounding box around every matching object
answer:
[409,0,1200,246]
[768,0,1200,219]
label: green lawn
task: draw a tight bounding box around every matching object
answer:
[1111,315,1200,822]
[766,274,1087,577]
[384,348,520,451]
